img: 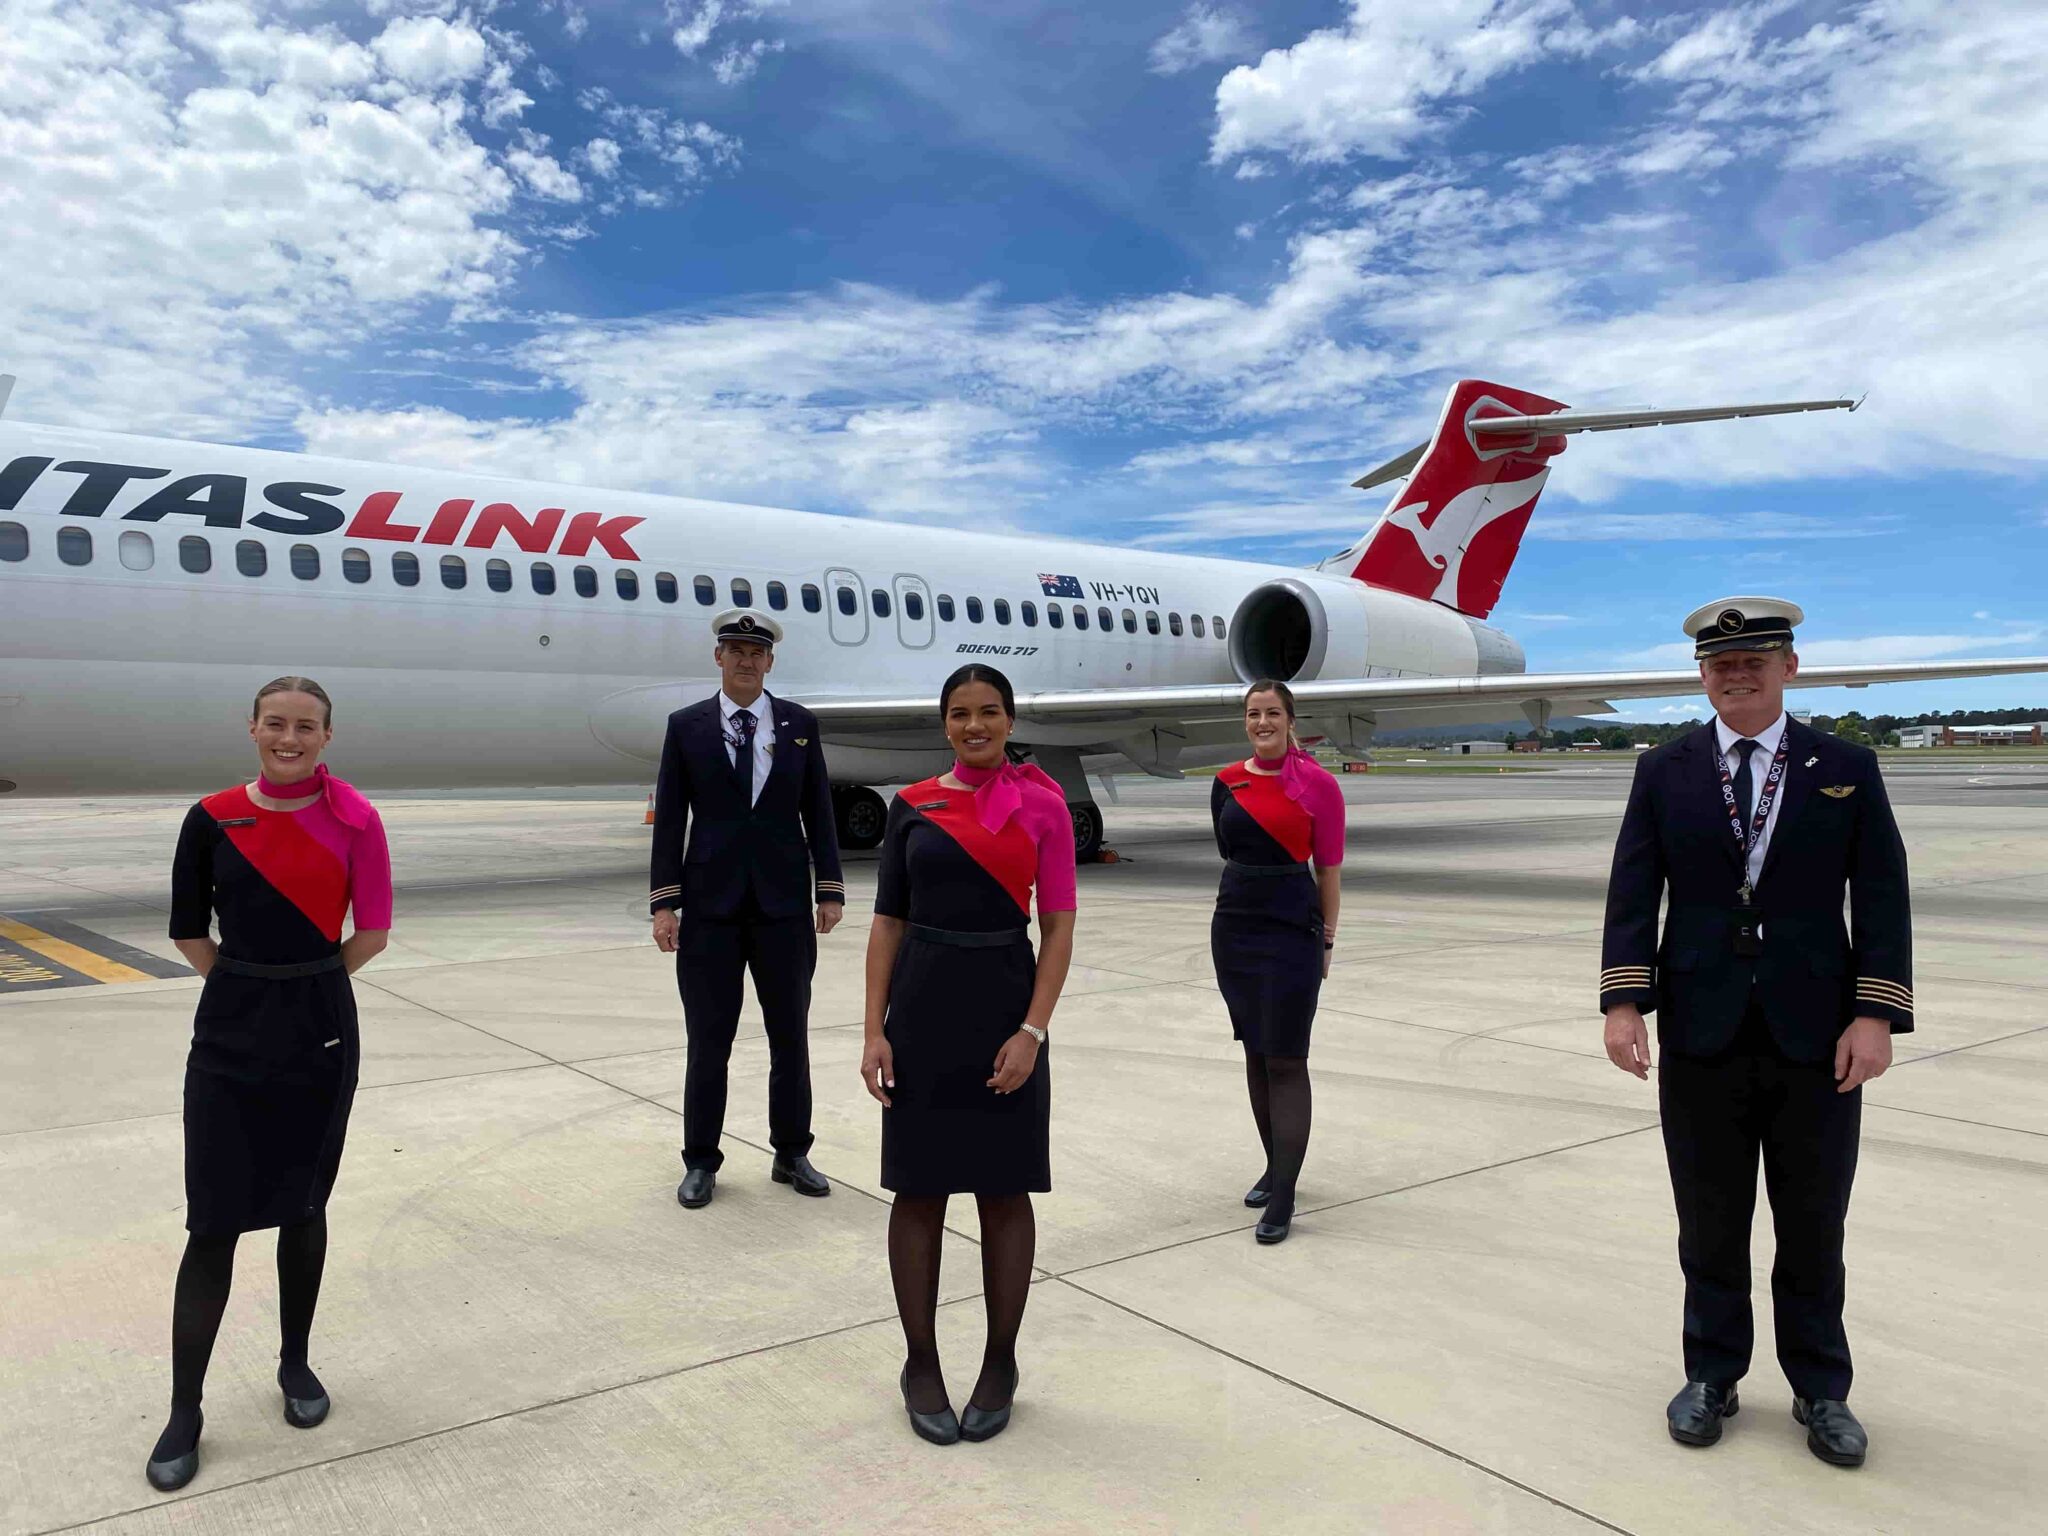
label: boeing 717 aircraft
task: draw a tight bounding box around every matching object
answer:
[3,373,2043,856]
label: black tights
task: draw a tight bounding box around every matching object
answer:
[889,1193,1034,1414]
[1245,1050,1312,1221]
[151,1215,328,1461]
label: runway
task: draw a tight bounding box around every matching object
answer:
[2,766,2044,1534]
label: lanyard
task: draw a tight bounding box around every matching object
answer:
[1717,733,1789,899]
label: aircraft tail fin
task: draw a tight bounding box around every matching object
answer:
[1322,381,1859,620]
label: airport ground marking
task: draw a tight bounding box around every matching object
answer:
[0,915,154,984]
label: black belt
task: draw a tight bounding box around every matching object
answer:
[213,955,345,979]
[907,924,1027,949]
[1225,860,1311,878]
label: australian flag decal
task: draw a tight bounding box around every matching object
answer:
[1038,572,1084,598]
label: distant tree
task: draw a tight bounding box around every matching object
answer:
[1883,730,1902,747]
[1599,727,1632,750]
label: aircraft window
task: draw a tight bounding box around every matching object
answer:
[531,561,557,595]
[904,591,925,621]
[119,530,154,571]
[1145,609,1159,635]
[872,587,891,617]
[440,554,467,590]
[1191,614,1205,638]
[802,583,822,613]
[732,578,752,605]
[290,544,320,581]
[342,548,371,584]
[836,585,858,616]
[486,558,513,593]
[655,572,678,603]
[179,535,212,574]
[1214,616,1226,640]
[936,594,956,622]
[617,569,640,600]
[392,551,419,586]
[1021,601,1038,627]
[993,598,1011,625]
[1098,605,1112,631]
[1046,602,1064,630]
[574,565,598,598]
[693,575,715,605]
[1122,608,1137,634]
[56,526,94,566]
[1073,604,1088,630]
[965,596,984,623]
[0,521,25,562]
[235,539,266,577]
[767,580,788,610]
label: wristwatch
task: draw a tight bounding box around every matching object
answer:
[1018,1023,1047,1044]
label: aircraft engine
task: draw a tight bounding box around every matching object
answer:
[1227,577,1366,683]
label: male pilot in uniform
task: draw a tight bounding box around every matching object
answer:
[1601,597,1911,1468]
[650,609,845,1209]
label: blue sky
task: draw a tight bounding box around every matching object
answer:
[4,0,2045,717]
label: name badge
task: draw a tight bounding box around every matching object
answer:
[216,817,258,828]
[914,800,949,812]
[1732,912,1763,957]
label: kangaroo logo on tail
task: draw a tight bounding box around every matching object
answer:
[1332,379,1569,619]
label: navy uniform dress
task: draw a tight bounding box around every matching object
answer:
[875,769,1076,1195]
[1210,756,1346,1057]
[1601,717,1912,1400]
[168,774,391,1235]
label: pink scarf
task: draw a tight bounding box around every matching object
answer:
[257,763,376,830]
[1253,744,1324,804]
[952,758,1063,833]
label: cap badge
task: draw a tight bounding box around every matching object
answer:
[738,615,756,632]
[1717,609,1745,634]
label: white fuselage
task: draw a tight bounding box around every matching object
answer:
[0,421,1519,795]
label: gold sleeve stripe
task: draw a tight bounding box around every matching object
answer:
[1856,980,1914,1005]
[1856,977,1913,997]
[648,886,682,902]
[1600,969,1653,983]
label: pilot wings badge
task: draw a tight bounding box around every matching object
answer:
[1820,785,1856,798]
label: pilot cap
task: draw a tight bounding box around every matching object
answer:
[1684,596,1804,658]
[712,608,782,647]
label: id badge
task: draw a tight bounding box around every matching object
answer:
[1732,913,1763,958]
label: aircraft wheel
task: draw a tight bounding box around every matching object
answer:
[1070,801,1104,863]
[835,785,888,851]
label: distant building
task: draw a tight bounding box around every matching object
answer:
[1442,739,1509,755]
[1511,737,1545,753]
[1897,722,2047,748]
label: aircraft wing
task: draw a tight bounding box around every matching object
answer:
[795,656,2048,734]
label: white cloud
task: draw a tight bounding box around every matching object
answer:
[583,137,622,178]
[506,147,583,202]
[668,0,722,58]
[1210,0,1598,166]
[1622,626,2047,668]
[370,14,487,89]
[1149,4,1254,76]
[713,37,782,86]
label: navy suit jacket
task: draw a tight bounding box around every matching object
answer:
[647,693,844,921]
[1599,719,1914,1062]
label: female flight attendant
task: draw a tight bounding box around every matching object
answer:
[145,677,392,1492]
[1211,680,1345,1245]
[860,665,1076,1447]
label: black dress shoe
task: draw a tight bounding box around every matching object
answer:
[771,1154,831,1197]
[1244,1173,1272,1208]
[677,1168,715,1208]
[960,1365,1018,1443]
[899,1366,960,1446]
[144,1409,201,1492]
[1666,1380,1739,1446]
[278,1365,330,1429]
[1793,1397,1867,1467]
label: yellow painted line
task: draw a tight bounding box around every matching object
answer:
[0,916,154,984]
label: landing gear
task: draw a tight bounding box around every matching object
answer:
[834,785,887,851]
[1069,801,1104,863]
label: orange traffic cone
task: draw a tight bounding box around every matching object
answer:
[643,793,656,825]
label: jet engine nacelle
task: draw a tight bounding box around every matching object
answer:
[1227,576,1525,685]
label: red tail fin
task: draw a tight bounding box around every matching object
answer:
[1332,379,1568,619]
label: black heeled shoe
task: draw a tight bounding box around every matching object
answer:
[279,1364,330,1429]
[1244,1173,1272,1208]
[960,1365,1018,1443]
[144,1409,202,1492]
[899,1365,960,1446]
[1255,1196,1293,1244]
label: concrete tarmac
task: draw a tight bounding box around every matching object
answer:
[3,762,2045,1534]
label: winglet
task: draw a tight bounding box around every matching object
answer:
[0,375,14,420]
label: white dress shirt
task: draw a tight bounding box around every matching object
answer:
[1714,711,1788,890]
[718,691,776,807]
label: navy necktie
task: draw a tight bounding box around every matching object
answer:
[1732,737,1760,836]
[732,707,757,802]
